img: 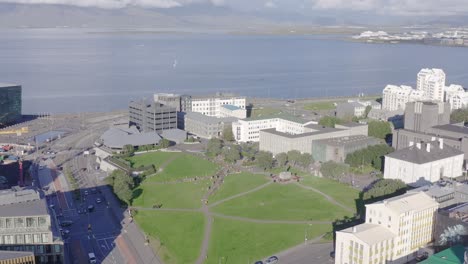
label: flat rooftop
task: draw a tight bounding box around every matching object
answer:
[260,126,342,139]
[314,135,380,147]
[0,198,48,217]
[0,250,34,261]
[386,142,464,164]
[185,112,237,124]
[338,223,396,245]
[0,83,20,88]
[432,124,468,135]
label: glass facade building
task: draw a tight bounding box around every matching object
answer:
[0,84,22,125]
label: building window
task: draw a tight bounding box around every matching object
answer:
[15,217,25,228]
[42,234,49,243]
[38,217,47,227]
[26,217,36,227]
[16,234,24,244]
[33,234,41,243]
[0,218,4,228]
[25,234,32,244]
[5,218,13,228]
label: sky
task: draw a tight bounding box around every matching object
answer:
[0,0,466,17]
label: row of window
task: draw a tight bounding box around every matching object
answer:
[0,217,48,229]
[0,233,50,244]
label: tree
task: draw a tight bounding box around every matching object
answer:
[363,179,406,200]
[122,144,135,157]
[275,153,288,167]
[451,108,468,123]
[206,138,223,157]
[240,143,258,161]
[320,161,349,180]
[223,145,241,163]
[368,120,392,140]
[159,138,171,149]
[345,144,394,171]
[108,170,134,204]
[287,150,302,167]
[364,105,372,118]
[297,153,313,168]
[319,116,342,128]
[256,151,274,170]
[222,125,235,142]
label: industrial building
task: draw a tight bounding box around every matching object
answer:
[259,123,368,155]
[184,112,236,139]
[129,100,177,133]
[312,135,381,163]
[0,84,22,126]
[384,140,464,187]
[335,192,439,264]
[0,187,63,264]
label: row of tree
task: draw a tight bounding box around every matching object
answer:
[106,170,134,205]
[345,144,394,171]
[319,161,350,180]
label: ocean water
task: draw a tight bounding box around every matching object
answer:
[1,28,468,114]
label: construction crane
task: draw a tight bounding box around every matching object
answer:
[0,127,29,136]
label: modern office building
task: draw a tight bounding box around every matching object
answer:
[417,68,446,102]
[219,105,247,119]
[0,251,35,264]
[382,85,425,111]
[312,135,381,163]
[153,93,192,129]
[259,123,368,155]
[404,101,450,133]
[335,192,439,264]
[190,93,246,118]
[129,100,177,133]
[444,84,468,111]
[384,140,464,187]
[0,84,22,126]
[184,112,237,139]
[0,187,63,264]
[231,113,315,143]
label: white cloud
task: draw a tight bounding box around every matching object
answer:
[264,1,276,8]
[0,0,224,8]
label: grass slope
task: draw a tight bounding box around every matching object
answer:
[211,183,351,221]
[132,179,210,209]
[209,172,269,203]
[134,211,205,264]
[127,151,179,168]
[206,218,331,264]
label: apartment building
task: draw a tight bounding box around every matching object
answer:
[335,192,439,264]
[382,85,425,111]
[0,187,63,264]
[384,140,464,187]
[417,68,446,102]
[444,84,468,110]
[129,100,177,133]
[231,113,315,143]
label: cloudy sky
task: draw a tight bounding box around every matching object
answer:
[0,0,466,16]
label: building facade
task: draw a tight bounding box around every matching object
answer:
[129,100,177,133]
[404,101,450,133]
[190,94,246,118]
[219,105,247,119]
[384,140,464,187]
[184,112,236,139]
[444,84,468,111]
[335,192,439,264]
[417,68,446,102]
[382,85,425,111]
[0,84,22,126]
[336,100,381,119]
[231,114,315,143]
[0,188,63,264]
[312,135,381,163]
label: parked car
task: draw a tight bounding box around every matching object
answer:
[254,261,264,264]
[96,198,102,204]
[415,252,429,261]
[88,252,97,264]
[87,205,95,212]
[60,220,73,227]
[265,256,278,264]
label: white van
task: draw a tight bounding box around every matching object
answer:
[88,252,97,264]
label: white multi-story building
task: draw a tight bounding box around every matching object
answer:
[219,105,247,119]
[417,68,446,102]
[444,84,468,110]
[232,114,315,143]
[335,191,439,264]
[191,95,246,118]
[384,139,464,187]
[382,85,425,111]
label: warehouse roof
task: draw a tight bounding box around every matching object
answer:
[100,126,161,149]
[385,142,463,164]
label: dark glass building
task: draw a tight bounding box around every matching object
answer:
[0,84,22,126]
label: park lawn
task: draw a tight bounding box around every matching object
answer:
[251,107,282,118]
[300,176,360,211]
[134,211,205,264]
[211,183,351,221]
[132,180,211,209]
[209,172,269,203]
[303,101,340,111]
[206,218,331,264]
[146,154,219,183]
[127,151,179,168]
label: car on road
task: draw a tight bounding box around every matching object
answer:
[60,220,73,227]
[265,256,278,264]
[88,252,97,264]
[254,261,263,264]
[60,229,70,236]
[49,204,55,209]
[84,190,89,196]
[96,198,102,204]
[87,205,94,212]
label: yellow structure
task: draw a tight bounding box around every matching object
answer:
[335,192,439,264]
[0,127,28,136]
[0,250,35,264]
